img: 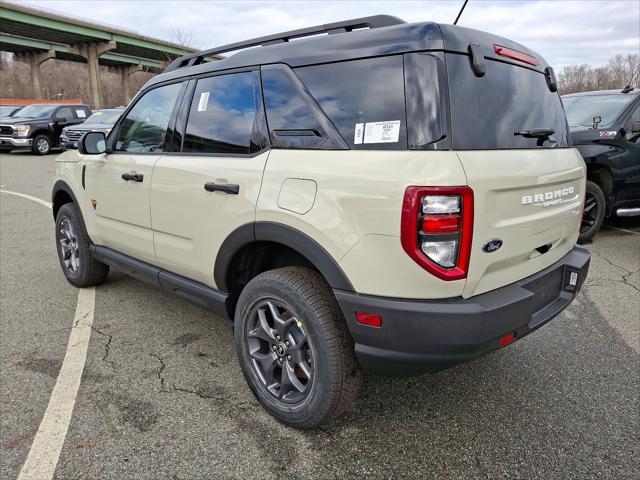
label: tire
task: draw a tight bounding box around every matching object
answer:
[32,134,52,155]
[55,203,109,287]
[234,267,362,428]
[578,180,606,244]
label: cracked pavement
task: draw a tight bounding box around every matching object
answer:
[1,152,639,479]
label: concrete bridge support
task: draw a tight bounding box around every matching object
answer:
[15,50,55,99]
[77,40,116,109]
[119,64,144,104]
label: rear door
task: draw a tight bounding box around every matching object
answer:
[443,53,585,297]
[85,81,184,263]
[150,70,269,288]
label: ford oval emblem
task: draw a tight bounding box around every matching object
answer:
[482,239,503,253]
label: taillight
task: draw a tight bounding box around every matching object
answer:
[401,186,474,281]
[493,44,539,67]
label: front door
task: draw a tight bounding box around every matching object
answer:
[150,70,269,288]
[85,81,184,263]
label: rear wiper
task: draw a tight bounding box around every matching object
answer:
[514,128,557,146]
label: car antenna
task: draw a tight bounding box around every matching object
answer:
[621,85,634,93]
[454,0,469,25]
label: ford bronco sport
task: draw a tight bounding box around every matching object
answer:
[52,16,590,428]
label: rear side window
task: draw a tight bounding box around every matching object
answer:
[446,54,569,149]
[116,82,182,153]
[295,56,407,149]
[183,71,262,154]
[262,65,345,149]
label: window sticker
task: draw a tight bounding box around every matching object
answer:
[76,109,87,118]
[354,123,364,144]
[363,120,401,144]
[197,92,210,112]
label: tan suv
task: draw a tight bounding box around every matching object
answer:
[52,16,590,428]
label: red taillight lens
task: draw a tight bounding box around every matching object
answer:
[499,332,518,347]
[401,186,474,281]
[493,44,539,66]
[422,214,460,234]
[355,311,382,328]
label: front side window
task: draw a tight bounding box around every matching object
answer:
[182,71,261,154]
[116,82,182,153]
[55,107,74,122]
[295,56,408,149]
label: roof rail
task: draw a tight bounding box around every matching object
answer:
[163,15,405,73]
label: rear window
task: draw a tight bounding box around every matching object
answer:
[295,56,407,149]
[446,54,569,149]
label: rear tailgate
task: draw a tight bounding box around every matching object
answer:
[458,148,585,297]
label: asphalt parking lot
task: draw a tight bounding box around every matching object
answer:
[1,152,639,480]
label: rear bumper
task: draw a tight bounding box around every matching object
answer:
[334,246,590,376]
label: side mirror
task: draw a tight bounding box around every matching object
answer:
[79,131,106,155]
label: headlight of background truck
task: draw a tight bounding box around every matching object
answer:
[14,125,31,137]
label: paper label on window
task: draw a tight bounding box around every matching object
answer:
[76,109,86,118]
[363,120,401,144]
[197,92,210,112]
[354,123,364,144]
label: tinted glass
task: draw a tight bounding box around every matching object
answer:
[116,82,182,153]
[296,56,407,149]
[404,53,448,149]
[262,65,344,149]
[56,107,74,121]
[563,94,635,128]
[447,54,569,149]
[183,71,260,154]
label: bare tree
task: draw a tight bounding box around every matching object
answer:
[559,54,640,94]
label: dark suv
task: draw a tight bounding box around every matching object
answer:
[0,103,92,155]
[563,87,640,241]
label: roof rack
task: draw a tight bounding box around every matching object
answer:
[163,15,405,73]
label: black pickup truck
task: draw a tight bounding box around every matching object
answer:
[563,87,640,242]
[0,103,92,155]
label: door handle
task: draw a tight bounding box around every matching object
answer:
[204,182,239,194]
[122,171,144,182]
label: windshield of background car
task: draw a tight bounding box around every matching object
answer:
[562,94,634,128]
[446,54,569,149]
[12,105,59,119]
[86,110,122,124]
[0,106,18,117]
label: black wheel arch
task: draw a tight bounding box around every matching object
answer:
[214,222,355,296]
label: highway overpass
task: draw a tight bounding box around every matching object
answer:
[0,1,216,107]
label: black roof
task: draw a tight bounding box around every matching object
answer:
[145,15,549,89]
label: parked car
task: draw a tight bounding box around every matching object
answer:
[60,108,124,149]
[562,87,640,242]
[52,16,590,428]
[0,105,24,118]
[0,103,92,155]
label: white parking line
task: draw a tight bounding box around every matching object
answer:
[0,188,52,209]
[17,287,95,480]
[1,188,95,480]
[603,225,640,236]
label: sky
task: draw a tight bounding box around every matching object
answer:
[17,0,640,69]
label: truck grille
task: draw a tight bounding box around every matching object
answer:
[0,125,14,136]
[65,129,88,140]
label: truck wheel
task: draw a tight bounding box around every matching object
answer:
[234,267,362,428]
[579,180,606,244]
[55,203,109,287]
[32,134,52,155]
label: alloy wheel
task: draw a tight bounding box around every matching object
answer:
[58,217,80,273]
[580,191,599,234]
[37,138,49,154]
[245,299,313,404]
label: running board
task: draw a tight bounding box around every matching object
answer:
[90,245,229,319]
[616,207,640,217]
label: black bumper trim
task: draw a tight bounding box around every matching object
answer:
[334,246,590,376]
